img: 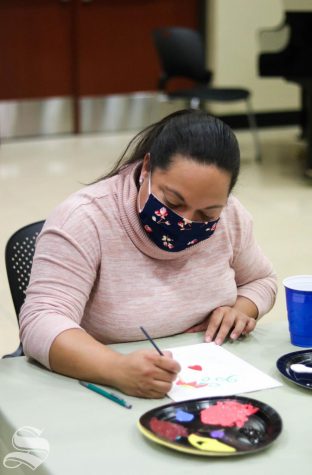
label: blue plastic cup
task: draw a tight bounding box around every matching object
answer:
[283,275,312,347]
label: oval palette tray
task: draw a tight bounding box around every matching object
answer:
[138,396,282,456]
[276,349,312,389]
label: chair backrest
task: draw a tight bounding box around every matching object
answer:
[153,27,211,86]
[5,220,45,319]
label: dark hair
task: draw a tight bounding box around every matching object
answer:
[100,109,240,191]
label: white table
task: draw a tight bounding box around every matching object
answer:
[0,320,311,475]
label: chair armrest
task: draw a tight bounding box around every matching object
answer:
[2,342,24,358]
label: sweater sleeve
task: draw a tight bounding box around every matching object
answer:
[230,203,277,318]
[19,202,101,369]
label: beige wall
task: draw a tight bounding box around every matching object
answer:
[206,0,300,114]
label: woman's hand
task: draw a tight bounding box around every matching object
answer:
[186,297,258,345]
[114,349,181,398]
[203,306,257,345]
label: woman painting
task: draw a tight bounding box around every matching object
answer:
[20,110,277,398]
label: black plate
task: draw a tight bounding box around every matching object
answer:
[138,396,282,456]
[276,349,312,389]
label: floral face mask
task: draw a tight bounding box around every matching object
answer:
[139,175,220,252]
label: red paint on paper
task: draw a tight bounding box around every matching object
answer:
[150,417,188,441]
[176,378,208,388]
[200,400,259,428]
[188,365,202,371]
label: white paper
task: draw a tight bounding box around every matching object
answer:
[167,343,281,402]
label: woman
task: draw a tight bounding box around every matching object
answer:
[20,110,277,398]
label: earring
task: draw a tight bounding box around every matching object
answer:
[139,177,143,185]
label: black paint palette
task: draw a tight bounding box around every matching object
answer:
[138,396,282,456]
[276,349,312,390]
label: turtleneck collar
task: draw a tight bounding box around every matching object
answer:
[117,163,221,261]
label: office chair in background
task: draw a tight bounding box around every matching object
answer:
[152,27,261,161]
[3,220,45,358]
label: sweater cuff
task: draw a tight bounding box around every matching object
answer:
[236,289,273,319]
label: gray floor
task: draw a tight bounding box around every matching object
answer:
[1,126,311,356]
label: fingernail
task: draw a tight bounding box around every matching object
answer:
[205,335,212,342]
[230,333,237,340]
[215,338,222,345]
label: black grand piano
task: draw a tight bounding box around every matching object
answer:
[259,6,312,173]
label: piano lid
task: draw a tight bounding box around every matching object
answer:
[283,0,312,12]
[259,3,312,78]
[258,24,290,55]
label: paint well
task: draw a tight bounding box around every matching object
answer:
[175,409,194,422]
[188,433,236,453]
[149,417,188,441]
[200,400,259,428]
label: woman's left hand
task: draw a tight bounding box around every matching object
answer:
[186,305,257,345]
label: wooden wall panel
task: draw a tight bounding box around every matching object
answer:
[0,0,201,100]
[0,0,73,100]
[77,0,200,95]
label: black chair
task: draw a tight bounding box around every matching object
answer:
[153,27,261,161]
[2,220,45,358]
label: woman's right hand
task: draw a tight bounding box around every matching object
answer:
[113,349,181,398]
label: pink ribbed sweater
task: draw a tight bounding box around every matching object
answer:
[19,164,277,369]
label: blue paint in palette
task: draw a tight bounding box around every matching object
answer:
[211,429,225,439]
[175,409,194,422]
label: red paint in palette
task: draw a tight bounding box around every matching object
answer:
[200,400,259,428]
[149,417,188,441]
